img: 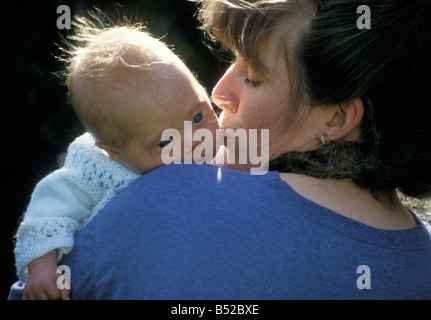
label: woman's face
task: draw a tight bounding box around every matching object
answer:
[212,44,322,162]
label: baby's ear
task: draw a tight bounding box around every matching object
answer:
[95,141,123,164]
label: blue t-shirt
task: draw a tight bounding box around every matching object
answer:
[10,163,431,299]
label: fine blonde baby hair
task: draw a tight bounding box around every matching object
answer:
[57,9,174,148]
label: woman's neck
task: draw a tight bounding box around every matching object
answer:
[279,172,417,230]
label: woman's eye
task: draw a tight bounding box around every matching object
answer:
[192,112,203,124]
[244,78,261,88]
[158,136,173,148]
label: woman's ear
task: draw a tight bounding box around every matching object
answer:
[324,98,364,142]
[95,141,123,164]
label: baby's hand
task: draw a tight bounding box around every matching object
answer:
[23,250,70,300]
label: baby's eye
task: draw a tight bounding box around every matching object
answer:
[192,112,203,125]
[158,136,173,148]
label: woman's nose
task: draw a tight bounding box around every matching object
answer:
[212,66,239,114]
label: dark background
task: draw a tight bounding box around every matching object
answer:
[3,0,226,299]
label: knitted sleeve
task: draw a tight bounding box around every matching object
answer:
[14,133,140,281]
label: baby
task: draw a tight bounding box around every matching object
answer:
[14,17,220,299]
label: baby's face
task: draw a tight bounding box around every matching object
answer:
[115,64,220,174]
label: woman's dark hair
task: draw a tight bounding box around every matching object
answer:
[199,0,431,200]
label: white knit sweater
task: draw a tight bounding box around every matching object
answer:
[14,133,140,281]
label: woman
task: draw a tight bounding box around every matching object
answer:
[201,0,431,228]
[9,0,431,300]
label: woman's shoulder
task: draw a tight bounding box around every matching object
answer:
[139,163,281,188]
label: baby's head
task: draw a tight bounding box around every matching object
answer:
[63,17,220,173]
